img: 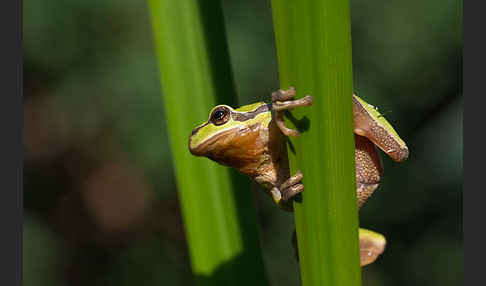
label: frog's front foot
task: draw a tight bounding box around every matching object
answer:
[271,171,304,211]
[272,86,313,137]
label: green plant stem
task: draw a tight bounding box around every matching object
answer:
[148,1,267,285]
[271,0,361,285]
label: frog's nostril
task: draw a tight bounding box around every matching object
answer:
[191,128,198,136]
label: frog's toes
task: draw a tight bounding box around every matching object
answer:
[273,95,314,111]
[281,170,303,189]
[282,183,304,201]
[271,87,313,136]
[272,86,296,102]
[272,86,313,111]
[275,112,300,137]
[280,171,305,201]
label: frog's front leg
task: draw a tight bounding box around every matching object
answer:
[272,86,313,137]
[270,87,313,211]
[270,171,304,211]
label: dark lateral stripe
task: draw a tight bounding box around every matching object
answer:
[233,103,271,121]
[191,121,209,135]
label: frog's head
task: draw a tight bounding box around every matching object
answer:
[188,102,271,167]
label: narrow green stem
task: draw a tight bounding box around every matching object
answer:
[271,0,361,285]
[148,1,267,285]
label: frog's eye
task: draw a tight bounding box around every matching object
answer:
[210,106,231,126]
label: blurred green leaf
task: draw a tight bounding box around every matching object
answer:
[148,0,268,285]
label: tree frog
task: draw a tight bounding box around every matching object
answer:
[189,87,408,266]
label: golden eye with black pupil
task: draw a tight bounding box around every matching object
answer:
[210,106,230,126]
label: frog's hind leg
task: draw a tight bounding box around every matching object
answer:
[272,87,313,137]
[355,134,383,209]
[353,94,409,162]
[357,183,379,208]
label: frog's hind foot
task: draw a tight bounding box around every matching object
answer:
[291,228,387,266]
[359,228,386,266]
[271,87,313,137]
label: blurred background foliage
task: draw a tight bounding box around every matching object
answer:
[23,0,462,285]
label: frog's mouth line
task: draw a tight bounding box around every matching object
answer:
[188,123,262,159]
[188,127,236,157]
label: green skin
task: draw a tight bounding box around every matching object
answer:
[189,87,408,266]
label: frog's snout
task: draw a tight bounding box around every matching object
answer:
[188,132,204,157]
[188,133,197,155]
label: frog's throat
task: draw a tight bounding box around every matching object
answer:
[189,122,269,175]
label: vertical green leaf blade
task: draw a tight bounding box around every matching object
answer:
[148,1,267,285]
[270,0,361,285]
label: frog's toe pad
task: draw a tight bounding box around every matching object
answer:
[280,171,303,189]
[272,86,296,102]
